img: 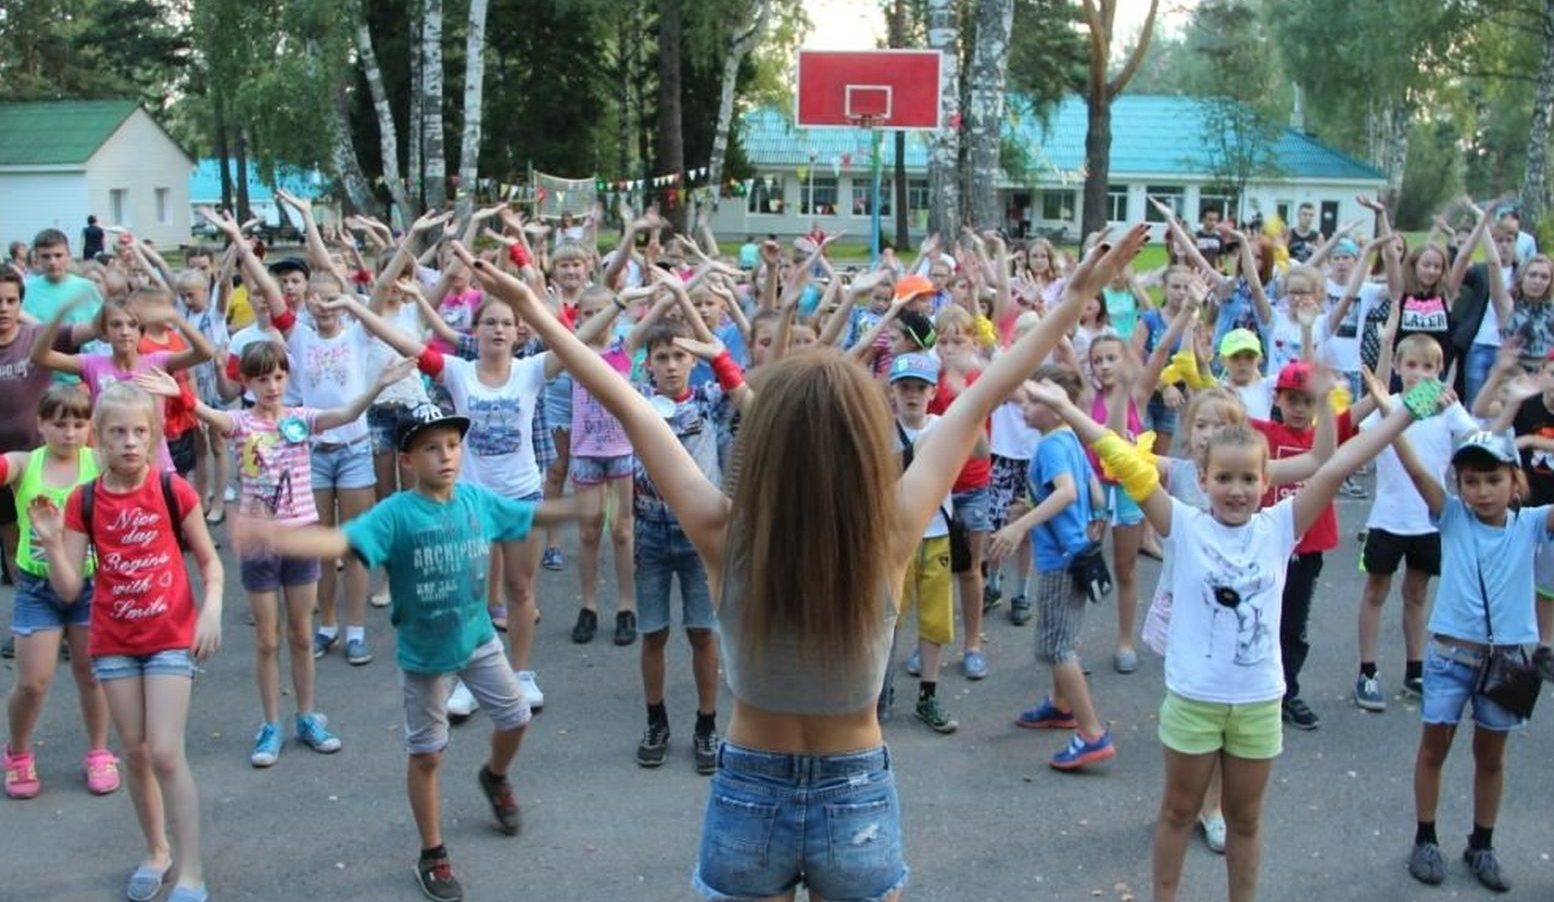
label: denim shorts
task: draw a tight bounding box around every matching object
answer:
[400,638,532,754]
[1146,391,1180,437]
[544,374,573,434]
[92,648,197,682]
[167,430,197,476]
[1106,483,1144,527]
[569,453,634,486]
[1420,641,1525,732]
[310,439,377,491]
[693,743,907,902]
[12,571,93,634]
[240,550,323,592]
[367,403,422,456]
[635,520,715,634]
[951,485,992,534]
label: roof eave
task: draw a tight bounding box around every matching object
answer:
[0,163,88,174]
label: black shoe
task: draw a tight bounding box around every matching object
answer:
[1402,675,1424,697]
[1,636,12,659]
[614,611,638,646]
[1009,596,1031,626]
[1407,841,1445,885]
[982,583,1003,613]
[570,609,598,644]
[1464,846,1511,893]
[636,721,670,768]
[415,851,464,902]
[1534,645,1554,684]
[1281,697,1320,730]
[693,727,718,775]
[477,766,521,836]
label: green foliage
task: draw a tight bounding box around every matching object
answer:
[1397,118,1465,229]
[0,0,191,105]
[1005,0,1086,124]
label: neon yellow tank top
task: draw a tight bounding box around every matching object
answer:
[15,446,98,577]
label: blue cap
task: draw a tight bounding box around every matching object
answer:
[1332,238,1360,259]
[888,352,940,385]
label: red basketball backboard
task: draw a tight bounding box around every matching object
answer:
[795,49,943,130]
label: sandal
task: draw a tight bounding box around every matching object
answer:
[126,860,173,902]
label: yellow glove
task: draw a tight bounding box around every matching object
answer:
[973,315,998,350]
[1091,432,1160,503]
[1328,381,1352,414]
[1168,348,1214,390]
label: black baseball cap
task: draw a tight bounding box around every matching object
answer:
[267,256,311,278]
[397,404,471,452]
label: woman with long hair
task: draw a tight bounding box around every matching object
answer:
[451,225,1149,900]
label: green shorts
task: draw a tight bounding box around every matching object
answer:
[1158,690,1283,760]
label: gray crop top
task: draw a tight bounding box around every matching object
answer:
[717,551,898,716]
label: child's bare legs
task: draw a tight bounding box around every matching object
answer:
[407,751,444,849]
[1153,747,1218,901]
[8,626,107,753]
[1399,569,1431,664]
[1112,521,1142,661]
[1051,658,1101,736]
[315,486,373,637]
[1413,723,1455,827]
[1470,726,1508,832]
[608,477,635,616]
[103,676,200,880]
[1357,572,1392,665]
[282,584,319,713]
[917,639,943,685]
[1220,753,1274,902]
[488,553,507,630]
[500,539,539,671]
[314,488,343,630]
[957,530,986,658]
[207,430,228,517]
[1201,762,1223,820]
[641,629,669,704]
[687,628,719,715]
[1537,594,1553,647]
[574,481,607,613]
[191,426,211,507]
[543,429,570,554]
[250,592,284,722]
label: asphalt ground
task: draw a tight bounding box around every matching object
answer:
[2,489,1551,902]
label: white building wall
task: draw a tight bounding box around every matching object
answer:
[85,109,193,249]
[0,171,90,251]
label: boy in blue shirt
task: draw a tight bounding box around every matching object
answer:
[1001,366,1115,771]
[234,405,588,902]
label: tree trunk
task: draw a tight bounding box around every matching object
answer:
[1081,92,1111,238]
[891,0,909,248]
[421,0,447,211]
[1078,0,1158,239]
[615,7,632,179]
[329,76,378,216]
[408,0,424,210]
[657,0,686,230]
[354,6,411,220]
[213,87,233,213]
[234,129,252,223]
[925,0,961,237]
[966,0,1014,230]
[1522,0,1554,226]
[707,0,770,210]
[455,0,491,219]
[1376,99,1410,207]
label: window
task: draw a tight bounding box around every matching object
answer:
[854,176,892,216]
[155,188,170,224]
[1106,185,1128,222]
[802,176,839,216]
[1199,187,1236,222]
[1145,186,1184,222]
[110,188,128,226]
[907,178,930,213]
[1041,189,1074,221]
[748,176,786,215]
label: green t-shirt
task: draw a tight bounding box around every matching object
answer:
[344,483,535,674]
[23,273,102,325]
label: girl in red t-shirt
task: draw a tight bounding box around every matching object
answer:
[30,382,223,902]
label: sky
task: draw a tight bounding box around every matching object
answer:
[804,0,1197,53]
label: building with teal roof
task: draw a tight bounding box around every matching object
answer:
[713,94,1386,243]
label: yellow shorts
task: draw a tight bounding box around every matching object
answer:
[1158,690,1282,760]
[900,537,954,646]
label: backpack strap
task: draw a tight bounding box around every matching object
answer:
[159,471,187,550]
[81,477,98,547]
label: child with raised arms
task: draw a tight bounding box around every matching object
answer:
[30,382,223,902]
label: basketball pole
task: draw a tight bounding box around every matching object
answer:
[870,126,882,263]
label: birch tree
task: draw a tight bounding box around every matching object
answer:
[926,0,961,236]
[456,0,491,218]
[421,0,447,211]
[408,0,423,209]
[352,4,411,219]
[1078,0,1158,238]
[1522,0,1554,222]
[706,0,771,210]
[658,0,687,230]
[965,0,1014,230]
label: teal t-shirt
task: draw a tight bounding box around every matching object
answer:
[344,483,536,674]
[23,273,102,324]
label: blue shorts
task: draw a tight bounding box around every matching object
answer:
[543,375,573,434]
[694,743,907,902]
[310,439,376,491]
[92,648,197,682]
[951,486,992,534]
[569,453,634,486]
[1420,641,1525,732]
[1146,392,1180,437]
[367,403,422,456]
[635,520,714,634]
[241,550,323,592]
[1106,484,1144,527]
[12,572,93,634]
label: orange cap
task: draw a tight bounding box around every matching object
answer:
[894,274,935,302]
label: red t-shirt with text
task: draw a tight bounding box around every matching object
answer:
[139,332,196,437]
[66,474,200,657]
[927,367,993,492]
[1253,410,1355,554]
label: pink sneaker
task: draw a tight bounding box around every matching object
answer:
[4,744,40,799]
[84,748,121,795]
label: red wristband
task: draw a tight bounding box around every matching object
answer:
[711,350,744,393]
[354,268,373,285]
[271,308,297,332]
[225,354,240,381]
[507,243,531,269]
[416,345,445,377]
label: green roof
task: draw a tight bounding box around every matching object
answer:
[0,100,141,167]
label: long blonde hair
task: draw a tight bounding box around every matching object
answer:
[728,348,896,672]
[92,382,163,471]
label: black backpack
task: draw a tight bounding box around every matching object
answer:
[80,472,188,551]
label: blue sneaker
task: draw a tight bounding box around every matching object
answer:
[905,649,921,677]
[344,636,373,666]
[1050,729,1116,771]
[961,649,989,680]
[295,713,342,754]
[312,630,338,659]
[542,546,564,571]
[250,721,282,767]
[1015,697,1078,730]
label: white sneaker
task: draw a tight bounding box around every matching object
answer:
[369,587,391,608]
[447,680,479,718]
[223,485,238,503]
[1199,813,1227,854]
[515,670,544,711]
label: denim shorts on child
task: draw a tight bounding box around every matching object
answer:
[309,438,376,491]
[635,520,715,634]
[1420,640,1525,731]
[544,373,573,434]
[367,402,423,455]
[693,742,908,902]
[1146,390,1180,438]
[569,453,634,486]
[240,549,323,592]
[12,572,93,634]
[92,648,197,682]
[1106,483,1145,527]
[951,485,992,533]
[1158,690,1283,759]
[399,638,532,754]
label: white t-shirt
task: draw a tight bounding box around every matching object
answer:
[1265,306,1312,374]
[287,323,371,445]
[1319,281,1386,372]
[1361,399,1478,535]
[440,353,548,498]
[896,415,950,539]
[1162,496,1297,704]
[1230,376,1277,421]
[989,400,1041,460]
[1471,265,1516,347]
[368,303,430,407]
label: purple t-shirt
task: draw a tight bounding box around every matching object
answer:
[79,351,176,472]
[0,324,74,451]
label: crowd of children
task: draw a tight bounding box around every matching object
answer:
[0,190,1550,902]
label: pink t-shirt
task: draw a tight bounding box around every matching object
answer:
[79,351,176,473]
[570,343,633,458]
[230,407,321,526]
[430,289,484,353]
[1088,393,1145,486]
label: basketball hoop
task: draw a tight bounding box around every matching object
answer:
[848,114,886,131]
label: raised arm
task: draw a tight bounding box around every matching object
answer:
[1481,212,1513,327]
[200,207,285,325]
[1131,287,1200,408]
[372,210,454,307]
[1447,205,1492,299]
[27,497,91,602]
[324,294,426,361]
[28,299,85,375]
[1304,219,1359,271]
[1294,402,1434,536]
[276,189,349,286]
